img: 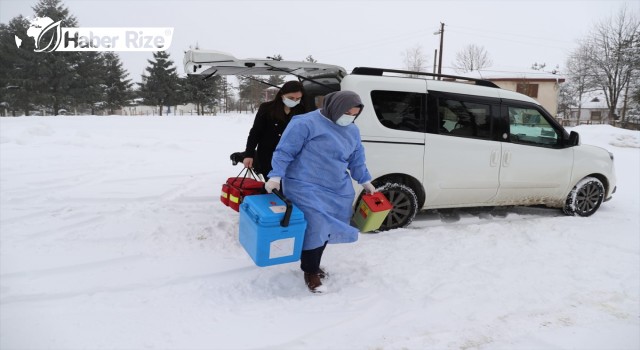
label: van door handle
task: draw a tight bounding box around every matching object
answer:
[503,151,512,167]
[490,150,499,167]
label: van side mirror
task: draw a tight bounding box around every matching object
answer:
[568,131,580,146]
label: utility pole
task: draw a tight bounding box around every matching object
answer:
[434,22,445,80]
[433,49,438,78]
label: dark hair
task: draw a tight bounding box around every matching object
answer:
[268,80,306,121]
[274,80,305,101]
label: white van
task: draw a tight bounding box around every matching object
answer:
[185,50,617,230]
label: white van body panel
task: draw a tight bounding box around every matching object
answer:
[571,145,617,199]
[343,75,425,187]
[494,144,574,206]
[423,135,502,207]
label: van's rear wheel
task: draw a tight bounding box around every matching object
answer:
[563,177,604,217]
[377,183,418,231]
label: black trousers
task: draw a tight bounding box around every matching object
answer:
[300,241,328,274]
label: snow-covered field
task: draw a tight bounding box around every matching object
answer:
[1,115,638,350]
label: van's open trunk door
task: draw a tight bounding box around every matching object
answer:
[184,50,346,80]
[184,50,346,108]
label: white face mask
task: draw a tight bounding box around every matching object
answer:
[282,97,300,108]
[335,114,356,126]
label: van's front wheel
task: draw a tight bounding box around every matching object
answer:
[377,183,418,231]
[563,177,605,217]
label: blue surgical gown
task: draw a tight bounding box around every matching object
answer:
[268,110,372,250]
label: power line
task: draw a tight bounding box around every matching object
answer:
[447,24,576,46]
[446,27,574,51]
[312,28,435,57]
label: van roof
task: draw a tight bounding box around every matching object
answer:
[351,67,500,88]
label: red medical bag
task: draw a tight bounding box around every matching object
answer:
[221,168,264,211]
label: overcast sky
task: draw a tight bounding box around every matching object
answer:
[2,0,639,83]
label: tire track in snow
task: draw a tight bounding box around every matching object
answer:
[0,255,145,279]
[1,265,256,305]
[409,206,564,230]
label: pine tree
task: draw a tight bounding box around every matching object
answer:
[267,74,285,87]
[182,75,219,115]
[1,0,134,116]
[33,0,78,26]
[102,52,132,115]
[238,76,266,113]
[138,51,180,116]
[266,54,285,87]
[0,16,38,116]
[70,51,107,115]
[31,0,82,115]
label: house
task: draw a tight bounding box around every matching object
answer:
[573,96,610,123]
[123,100,207,116]
[568,93,623,125]
[263,86,279,102]
[463,70,565,118]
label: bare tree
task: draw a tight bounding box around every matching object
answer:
[452,44,493,73]
[218,76,234,113]
[629,84,640,120]
[402,44,427,76]
[557,82,575,120]
[580,7,639,123]
[531,62,559,74]
[565,46,599,121]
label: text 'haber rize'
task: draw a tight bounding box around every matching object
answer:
[63,31,165,49]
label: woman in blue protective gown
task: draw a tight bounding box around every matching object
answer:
[265,91,376,293]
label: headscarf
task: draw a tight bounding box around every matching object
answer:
[321,91,364,122]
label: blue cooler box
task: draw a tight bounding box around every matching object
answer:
[239,191,307,267]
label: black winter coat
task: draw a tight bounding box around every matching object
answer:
[244,100,306,177]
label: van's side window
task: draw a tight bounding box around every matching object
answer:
[439,97,492,140]
[508,106,560,147]
[371,91,426,132]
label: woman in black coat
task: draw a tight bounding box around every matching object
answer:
[243,81,307,178]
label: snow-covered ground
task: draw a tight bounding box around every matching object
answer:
[1,115,638,350]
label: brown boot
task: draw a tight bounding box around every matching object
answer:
[304,272,326,293]
[318,268,329,280]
